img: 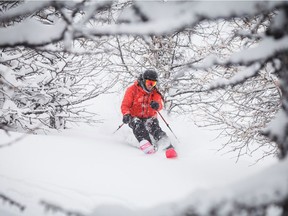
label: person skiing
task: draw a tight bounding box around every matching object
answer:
[121,69,177,158]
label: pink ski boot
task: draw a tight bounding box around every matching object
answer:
[165,147,177,158]
[139,140,155,154]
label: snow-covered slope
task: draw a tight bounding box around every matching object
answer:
[0,93,276,216]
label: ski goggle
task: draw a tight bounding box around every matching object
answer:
[145,79,157,88]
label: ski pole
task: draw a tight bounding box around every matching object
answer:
[113,123,125,134]
[157,111,179,141]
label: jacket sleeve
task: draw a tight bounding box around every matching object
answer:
[153,91,164,111]
[121,85,135,115]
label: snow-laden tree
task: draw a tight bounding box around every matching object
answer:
[113,6,281,159]
[166,17,282,160]
[0,1,117,130]
[1,1,288,215]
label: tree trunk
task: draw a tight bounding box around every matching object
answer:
[276,53,288,159]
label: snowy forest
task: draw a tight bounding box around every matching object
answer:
[1,1,288,216]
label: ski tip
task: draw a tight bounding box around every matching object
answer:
[165,148,178,159]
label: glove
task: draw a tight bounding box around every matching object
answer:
[122,114,131,124]
[150,101,159,110]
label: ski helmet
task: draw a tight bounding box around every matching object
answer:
[143,69,158,81]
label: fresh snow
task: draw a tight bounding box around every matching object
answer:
[0,1,286,215]
[0,93,277,216]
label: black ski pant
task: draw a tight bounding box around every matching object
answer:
[128,117,167,144]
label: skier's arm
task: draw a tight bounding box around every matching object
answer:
[121,86,135,115]
[153,92,163,111]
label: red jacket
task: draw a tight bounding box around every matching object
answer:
[121,81,163,118]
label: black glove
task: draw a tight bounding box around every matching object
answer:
[122,114,131,124]
[150,101,159,110]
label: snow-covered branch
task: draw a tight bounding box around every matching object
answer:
[0,193,25,212]
[0,1,282,48]
[1,1,288,215]
[40,200,85,216]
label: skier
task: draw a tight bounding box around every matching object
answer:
[121,69,177,158]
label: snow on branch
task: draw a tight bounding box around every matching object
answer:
[82,1,279,36]
[0,19,66,48]
[0,1,52,23]
[171,34,288,95]
[262,109,288,153]
[208,63,262,90]
[0,1,114,48]
[0,193,25,212]
[0,1,283,48]
[229,36,288,64]
[169,63,263,97]
[40,200,86,216]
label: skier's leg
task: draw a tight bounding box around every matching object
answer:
[146,117,167,141]
[146,118,174,150]
[129,117,151,143]
[146,117,177,158]
[129,117,155,154]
